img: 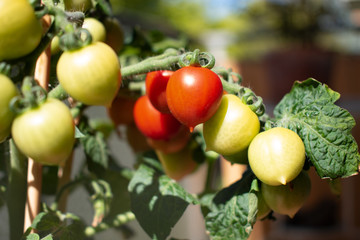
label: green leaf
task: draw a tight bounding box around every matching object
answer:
[128,157,198,240]
[92,0,112,16]
[274,78,360,179]
[74,126,85,138]
[80,131,109,169]
[205,170,258,240]
[41,235,54,240]
[58,220,86,240]
[25,233,40,240]
[31,212,61,232]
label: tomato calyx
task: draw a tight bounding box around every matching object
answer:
[10,77,47,115]
[0,63,11,76]
[179,49,215,69]
[59,28,93,51]
[238,87,265,117]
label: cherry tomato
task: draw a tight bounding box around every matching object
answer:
[0,0,43,61]
[203,94,260,162]
[0,75,18,143]
[145,70,173,113]
[104,17,124,54]
[166,66,223,131]
[57,42,121,106]
[64,0,92,12]
[82,18,106,43]
[133,95,182,140]
[147,126,191,154]
[11,98,75,165]
[248,127,306,186]
[261,170,311,218]
[155,145,197,181]
[107,96,136,126]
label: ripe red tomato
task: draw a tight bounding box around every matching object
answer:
[133,95,183,140]
[145,70,173,113]
[107,96,136,126]
[166,66,223,131]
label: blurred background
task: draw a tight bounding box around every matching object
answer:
[106,0,360,239]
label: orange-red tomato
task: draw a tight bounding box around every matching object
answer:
[145,70,173,113]
[107,96,136,126]
[133,95,183,140]
[166,66,223,131]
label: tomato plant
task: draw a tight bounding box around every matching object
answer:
[11,98,75,165]
[145,70,173,113]
[57,41,121,106]
[166,66,223,131]
[248,127,306,186]
[0,0,43,61]
[0,74,18,143]
[0,1,359,240]
[133,95,183,140]
[203,94,260,162]
[82,17,106,43]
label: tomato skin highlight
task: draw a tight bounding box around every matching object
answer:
[203,94,260,159]
[248,127,306,186]
[57,42,121,106]
[11,98,75,166]
[166,66,223,130]
[133,95,183,140]
[0,75,18,143]
[145,70,173,113]
[0,0,43,61]
[64,0,92,12]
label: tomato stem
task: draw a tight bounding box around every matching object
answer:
[121,48,181,78]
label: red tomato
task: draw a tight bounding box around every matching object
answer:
[145,70,173,113]
[166,66,223,131]
[107,96,136,126]
[133,95,183,140]
[146,125,191,154]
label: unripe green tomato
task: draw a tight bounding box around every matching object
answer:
[248,127,305,186]
[11,98,75,165]
[57,42,121,106]
[82,18,106,43]
[203,94,260,161]
[155,145,197,181]
[256,189,271,220]
[0,0,43,61]
[64,0,92,12]
[50,36,61,55]
[261,170,311,218]
[0,75,18,143]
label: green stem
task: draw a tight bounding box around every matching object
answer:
[48,84,68,100]
[84,211,135,237]
[220,77,241,94]
[7,140,27,240]
[121,48,181,78]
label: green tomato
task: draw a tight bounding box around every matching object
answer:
[248,127,305,186]
[261,170,311,218]
[0,75,18,143]
[64,0,92,12]
[11,98,75,165]
[50,36,61,55]
[0,0,43,61]
[256,189,271,220]
[57,42,121,106]
[82,18,106,43]
[203,94,260,162]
